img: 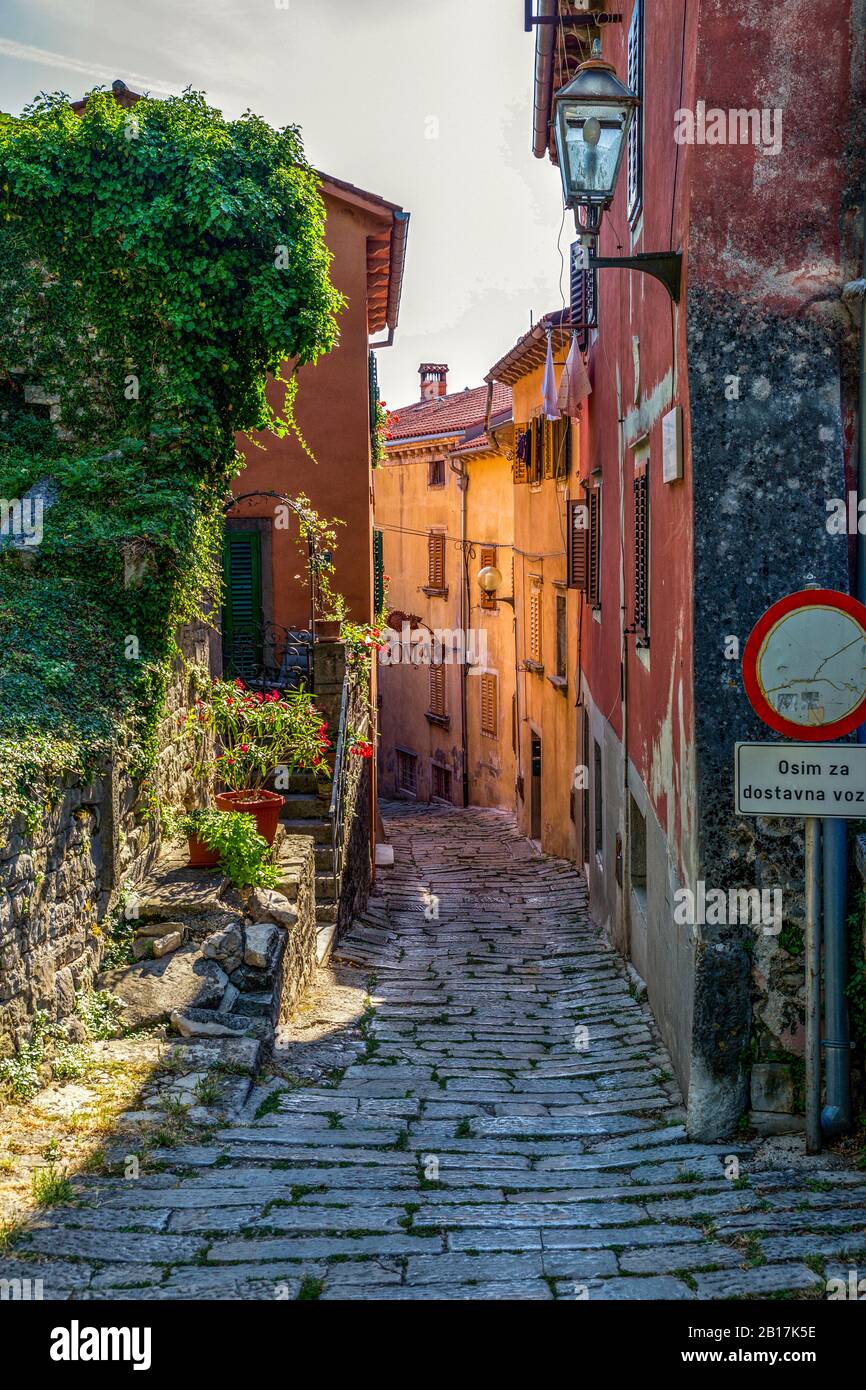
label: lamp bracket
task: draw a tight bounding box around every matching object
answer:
[590,251,683,303]
[525,4,623,29]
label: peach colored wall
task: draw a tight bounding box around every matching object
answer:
[228,189,379,630]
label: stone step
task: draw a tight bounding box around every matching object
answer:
[280,793,331,820]
[316,871,337,897]
[316,902,338,923]
[280,817,332,844]
[316,922,338,965]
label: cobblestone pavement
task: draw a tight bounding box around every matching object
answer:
[8,803,866,1300]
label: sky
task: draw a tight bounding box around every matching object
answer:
[0,0,572,411]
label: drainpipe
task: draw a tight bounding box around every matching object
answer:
[532,0,557,159]
[451,457,471,809]
[821,199,866,1138]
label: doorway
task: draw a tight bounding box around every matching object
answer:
[530,733,542,843]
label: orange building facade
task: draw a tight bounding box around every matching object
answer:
[375,368,515,809]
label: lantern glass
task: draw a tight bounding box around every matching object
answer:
[551,62,638,211]
[478,564,503,594]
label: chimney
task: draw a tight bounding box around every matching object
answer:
[419,363,449,401]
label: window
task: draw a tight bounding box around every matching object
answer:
[513,424,530,483]
[431,763,452,802]
[555,594,567,681]
[626,0,644,225]
[593,738,603,857]
[529,585,542,665]
[570,241,598,352]
[427,532,446,591]
[543,419,555,480]
[580,710,590,863]
[588,488,601,607]
[481,673,498,738]
[567,489,600,605]
[429,458,445,488]
[479,545,497,610]
[222,529,262,682]
[429,662,446,719]
[397,749,418,796]
[531,419,544,484]
[633,464,650,638]
[373,528,384,616]
[629,793,647,907]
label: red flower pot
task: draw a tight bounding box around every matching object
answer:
[215,788,283,844]
[187,835,220,869]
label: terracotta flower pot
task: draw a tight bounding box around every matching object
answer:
[187,835,220,869]
[215,788,284,844]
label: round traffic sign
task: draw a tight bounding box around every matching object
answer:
[742,589,866,741]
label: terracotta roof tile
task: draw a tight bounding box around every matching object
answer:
[386,381,511,444]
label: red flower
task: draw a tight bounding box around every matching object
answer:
[234,678,246,689]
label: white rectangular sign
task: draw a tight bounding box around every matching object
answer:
[735,741,866,818]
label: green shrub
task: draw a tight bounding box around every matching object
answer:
[175,808,278,889]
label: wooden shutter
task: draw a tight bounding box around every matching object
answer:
[513,425,527,484]
[222,530,262,680]
[529,587,542,663]
[480,673,498,737]
[428,533,446,590]
[543,419,555,480]
[567,499,589,590]
[555,418,570,478]
[429,662,446,717]
[532,419,544,483]
[634,468,649,634]
[626,0,644,224]
[479,545,497,610]
[373,528,384,616]
[570,243,598,353]
[369,349,380,458]
[588,489,601,607]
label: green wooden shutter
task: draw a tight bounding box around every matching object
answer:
[222,530,262,680]
[369,350,380,461]
[373,528,384,617]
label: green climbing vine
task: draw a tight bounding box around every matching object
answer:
[0,86,343,827]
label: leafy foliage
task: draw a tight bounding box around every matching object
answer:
[174,807,279,889]
[0,86,342,826]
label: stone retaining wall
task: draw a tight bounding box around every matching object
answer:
[0,622,210,1054]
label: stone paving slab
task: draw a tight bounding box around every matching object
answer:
[6,801,861,1302]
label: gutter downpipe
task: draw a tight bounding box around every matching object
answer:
[821,200,866,1139]
[532,0,557,160]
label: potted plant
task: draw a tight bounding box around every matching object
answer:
[186,678,331,844]
[173,808,279,887]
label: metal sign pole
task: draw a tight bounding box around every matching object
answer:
[804,816,822,1153]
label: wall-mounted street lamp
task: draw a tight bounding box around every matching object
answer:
[478,564,515,608]
[552,60,682,303]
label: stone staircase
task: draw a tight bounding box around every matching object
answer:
[280,768,341,966]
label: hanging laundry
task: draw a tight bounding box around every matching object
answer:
[542,328,561,420]
[557,332,592,417]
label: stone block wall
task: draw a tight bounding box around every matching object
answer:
[0,622,210,1054]
[273,832,317,1020]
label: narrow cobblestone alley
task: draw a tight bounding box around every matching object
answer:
[10,803,866,1301]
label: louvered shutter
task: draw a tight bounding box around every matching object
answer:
[222,530,263,681]
[529,588,542,663]
[626,0,643,224]
[634,470,649,634]
[570,242,598,352]
[369,349,380,458]
[373,528,384,616]
[588,490,601,607]
[543,419,555,480]
[481,673,497,737]
[479,545,497,610]
[567,500,589,591]
[429,663,446,716]
[428,533,445,589]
